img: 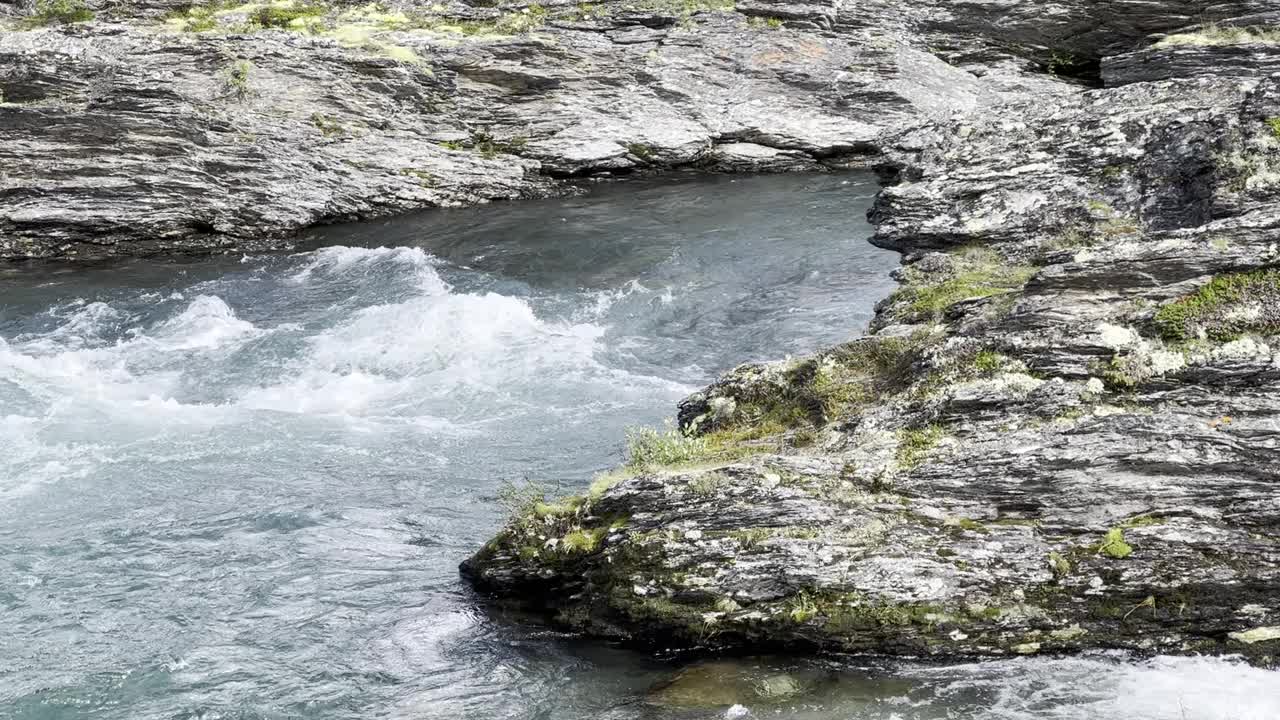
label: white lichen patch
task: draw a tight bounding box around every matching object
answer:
[1097,322,1139,349]
[1049,624,1088,641]
[1147,349,1186,375]
[1229,626,1280,644]
[1212,336,1272,360]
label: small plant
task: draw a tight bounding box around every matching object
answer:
[972,349,1005,375]
[310,112,343,137]
[453,129,528,159]
[248,1,327,30]
[626,424,707,469]
[787,591,818,623]
[400,168,436,187]
[1096,528,1133,559]
[896,425,945,470]
[1153,269,1280,342]
[26,0,94,26]
[748,15,783,29]
[1099,353,1143,391]
[1267,117,1280,141]
[494,4,547,33]
[1048,551,1072,579]
[223,59,254,100]
[893,246,1038,321]
[627,142,655,161]
[561,529,603,554]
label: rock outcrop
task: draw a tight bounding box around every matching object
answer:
[0,0,1003,260]
[460,5,1280,664]
[6,0,1272,261]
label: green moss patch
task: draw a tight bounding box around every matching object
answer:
[891,247,1038,322]
[1153,269,1280,342]
[24,0,94,26]
[896,425,945,470]
[1094,528,1133,559]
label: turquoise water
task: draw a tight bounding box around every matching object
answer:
[0,173,1275,719]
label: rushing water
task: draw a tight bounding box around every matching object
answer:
[0,174,1276,720]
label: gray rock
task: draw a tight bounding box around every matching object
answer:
[0,2,998,260]
[462,20,1280,664]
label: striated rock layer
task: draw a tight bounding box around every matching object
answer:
[461,7,1280,664]
[1,0,1271,259]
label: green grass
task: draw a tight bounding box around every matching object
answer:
[894,247,1038,321]
[249,1,327,29]
[1153,269,1280,342]
[224,59,254,100]
[896,425,945,470]
[971,350,1005,375]
[748,15,783,29]
[623,423,773,471]
[25,0,94,26]
[1267,118,1280,141]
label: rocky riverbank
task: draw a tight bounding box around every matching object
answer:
[456,4,1280,664]
[3,0,1278,665]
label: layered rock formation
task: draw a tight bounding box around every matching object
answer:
[1,0,1000,259]
[3,0,1278,665]
[459,6,1280,663]
[2,0,1269,260]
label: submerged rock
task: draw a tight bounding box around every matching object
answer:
[646,659,822,709]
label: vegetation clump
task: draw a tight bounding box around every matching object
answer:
[748,15,784,29]
[1095,528,1133,559]
[709,335,926,436]
[622,423,771,472]
[1153,269,1280,342]
[223,59,254,100]
[891,246,1038,322]
[895,425,945,470]
[440,129,528,158]
[25,0,94,26]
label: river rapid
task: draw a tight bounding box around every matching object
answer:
[1,174,1277,720]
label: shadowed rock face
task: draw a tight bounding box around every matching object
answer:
[460,6,1280,664]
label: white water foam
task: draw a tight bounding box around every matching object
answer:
[904,653,1280,720]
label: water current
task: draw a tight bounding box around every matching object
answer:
[1,173,1276,719]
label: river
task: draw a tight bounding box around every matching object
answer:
[1,173,1276,719]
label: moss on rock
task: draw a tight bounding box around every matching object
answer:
[1154,269,1280,342]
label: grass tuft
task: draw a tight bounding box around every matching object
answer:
[1153,269,1280,342]
[25,0,94,26]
